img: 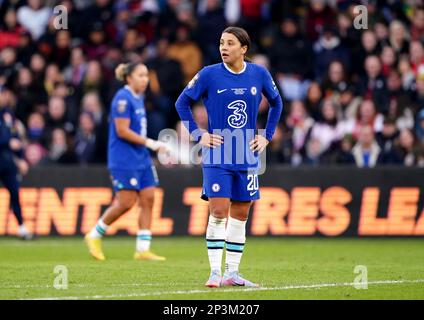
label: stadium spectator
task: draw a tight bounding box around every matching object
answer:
[350,125,382,168]
[74,111,97,164]
[355,55,389,114]
[0,9,23,49]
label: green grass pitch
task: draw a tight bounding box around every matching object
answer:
[0,237,423,300]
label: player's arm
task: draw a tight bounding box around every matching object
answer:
[175,70,223,148]
[250,68,283,153]
[114,118,167,152]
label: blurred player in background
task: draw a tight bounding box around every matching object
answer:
[176,27,283,287]
[85,62,169,261]
[0,88,32,240]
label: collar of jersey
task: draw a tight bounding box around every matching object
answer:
[223,61,246,75]
[124,85,142,99]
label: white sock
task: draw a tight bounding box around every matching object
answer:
[89,219,109,238]
[206,215,227,274]
[18,224,28,237]
[225,217,246,274]
[136,229,152,252]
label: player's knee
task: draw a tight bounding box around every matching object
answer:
[209,206,228,219]
[140,194,155,209]
[117,197,137,212]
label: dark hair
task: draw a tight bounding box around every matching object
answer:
[115,62,145,82]
[222,26,251,59]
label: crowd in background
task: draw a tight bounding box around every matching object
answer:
[1,0,424,167]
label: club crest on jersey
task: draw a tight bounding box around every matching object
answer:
[117,99,127,113]
[212,183,220,192]
[251,86,257,95]
[188,73,199,89]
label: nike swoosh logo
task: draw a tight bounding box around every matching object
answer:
[249,191,258,196]
[217,89,227,94]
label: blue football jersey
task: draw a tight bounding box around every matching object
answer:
[182,62,280,170]
[108,85,151,171]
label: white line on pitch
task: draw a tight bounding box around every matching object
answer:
[21,279,424,300]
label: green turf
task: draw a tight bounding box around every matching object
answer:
[0,237,423,300]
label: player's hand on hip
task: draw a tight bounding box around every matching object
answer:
[145,138,171,153]
[250,135,269,153]
[199,132,223,148]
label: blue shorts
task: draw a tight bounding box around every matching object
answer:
[110,166,159,192]
[201,166,260,202]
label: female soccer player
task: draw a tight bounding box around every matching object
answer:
[175,27,283,287]
[85,62,168,261]
[0,91,32,240]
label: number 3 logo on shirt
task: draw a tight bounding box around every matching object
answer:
[227,100,247,129]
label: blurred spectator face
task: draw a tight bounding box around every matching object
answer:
[25,142,46,166]
[358,125,375,147]
[387,71,402,91]
[410,41,424,63]
[361,30,377,52]
[281,20,297,37]
[0,89,16,108]
[27,112,45,138]
[176,25,190,42]
[53,82,69,97]
[56,30,71,49]
[79,112,95,135]
[95,0,110,7]
[48,96,66,120]
[70,48,85,67]
[290,100,307,124]
[29,0,43,10]
[398,57,412,74]
[390,21,407,44]
[89,28,106,45]
[0,47,17,66]
[341,135,353,152]
[45,64,61,82]
[365,56,381,78]
[374,22,389,41]
[311,0,325,12]
[328,61,344,83]
[413,9,424,29]
[321,99,336,121]
[381,46,396,67]
[85,61,102,83]
[337,13,351,31]
[206,0,220,11]
[4,9,17,28]
[82,92,102,121]
[416,78,424,94]
[251,54,270,70]
[359,100,376,122]
[50,128,67,158]
[157,38,169,58]
[382,120,396,137]
[30,54,46,73]
[399,129,415,150]
[306,138,322,158]
[307,82,322,103]
[17,68,33,87]
[123,29,142,51]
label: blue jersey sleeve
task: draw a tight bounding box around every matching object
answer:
[111,92,131,119]
[261,67,279,101]
[182,68,208,101]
